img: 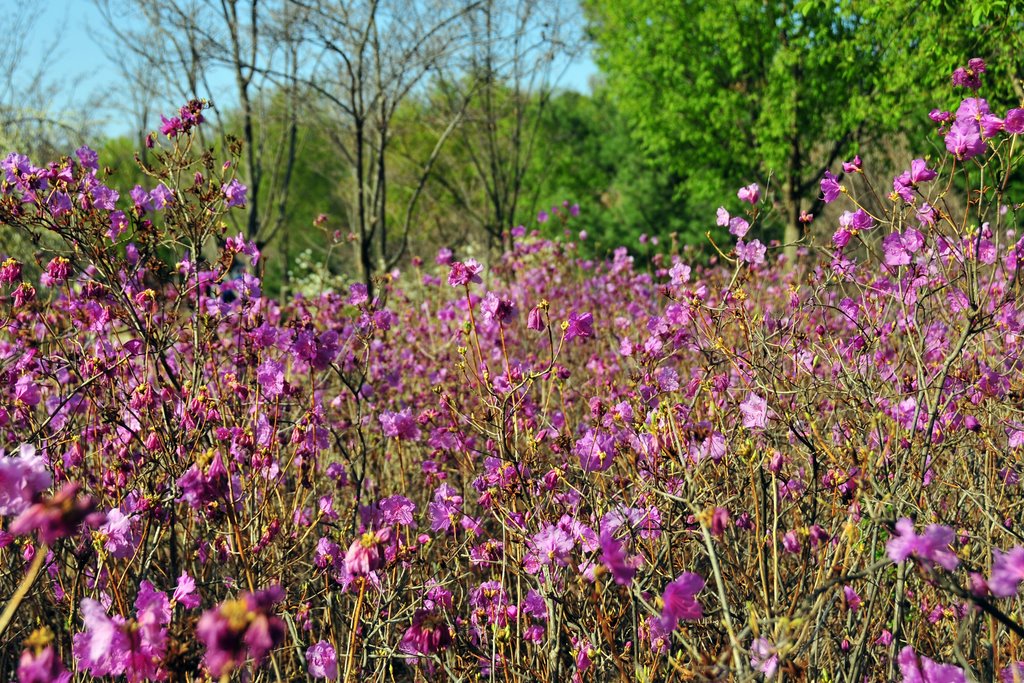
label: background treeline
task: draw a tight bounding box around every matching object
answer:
[3,0,1023,295]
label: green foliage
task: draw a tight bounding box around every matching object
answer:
[582,0,1024,249]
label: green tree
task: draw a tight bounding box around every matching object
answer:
[582,0,961,258]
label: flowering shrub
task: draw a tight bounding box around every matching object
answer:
[1,66,1024,682]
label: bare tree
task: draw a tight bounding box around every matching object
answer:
[95,0,304,248]
[426,0,585,252]
[289,0,482,291]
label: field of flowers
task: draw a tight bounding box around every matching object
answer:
[2,61,1024,682]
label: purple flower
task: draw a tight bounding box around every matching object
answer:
[0,444,51,516]
[564,311,594,341]
[526,523,574,570]
[108,211,128,241]
[1006,108,1024,134]
[820,170,842,203]
[222,178,247,209]
[76,145,99,170]
[599,527,641,585]
[898,645,966,683]
[18,638,69,683]
[716,206,730,226]
[883,229,925,267]
[844,585,861,611]
[989,546,1024,598]
[306,640,338,679]
[945,119,986,160]
[951,58,985,90]
[379,408,421,441]
[729,215,750,238]
[735,239,766,265]
[428,483,463,533]
[150,183,173,210]
[173,572,201,609]
[257,359,285,399]
[886,518,959,571]
[72,599,129,677]
[447,260,483,287]
[842,155,862,173]
[527,304,546,331]
[129,185,153,213]
[197,588,285,677]
[661,572,704,623]
[750,637,779,679]
[481,291,517,325]
[348,282,369,306]
[740,392,769,429]
[573,429,616,473]
[737,183,760,204]
[916,203,936,227]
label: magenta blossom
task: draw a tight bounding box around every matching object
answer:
[196,586,285,677]
[306,640,338,679]
[344,527,392,576]
[739,392,769,429]
[564,311,594,341]
[400,609,454,656]
[750,637,779,678]
[820,170,842,202]
[447,260,483,287]
[886,518,959,571]
[989,546,1024,598]
[222,178,247,208]
[0,444,51,516]
[737,183,760,204]
[898,645,966,683]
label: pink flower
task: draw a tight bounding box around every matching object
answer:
[886,518,959,571]
[564,311,594,341]
[898,645,966,683]
[820,170,842,202]
[526,523,575,571]
[0,444,51,516]
[400,609,453,656]
[660,572,704,624]
[344,527,392,576]
[196,587,285,677]
[740,392,769,429]
[173,572,201,609]
[989,546,1024,598]
[1006,108,1024,134]
[945,119,986,160]
[735,239,766,265]
[842,155,862,173]
[737,183,760,204]
[729,216,750,238]
[750,637,779,678]
[72,599,130,677]
[10,483,102,545]
[18,639,70,683]
[306,640,339,679]
[716,206,730,226]
[447,260,483,287]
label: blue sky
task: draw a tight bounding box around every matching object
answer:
[25,1,599,139]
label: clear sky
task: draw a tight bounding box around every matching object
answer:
[22,1,599,140]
